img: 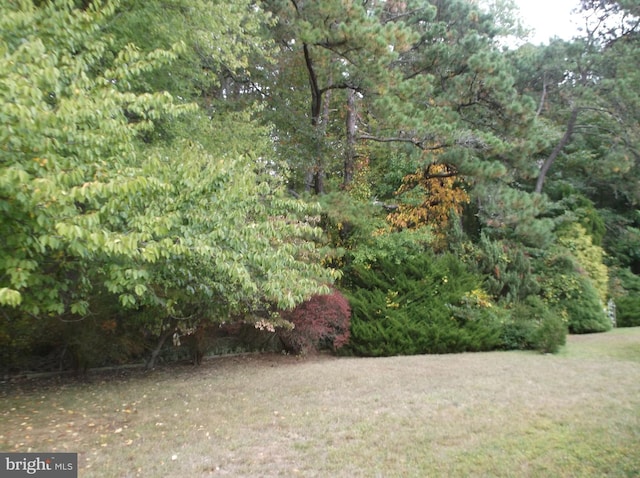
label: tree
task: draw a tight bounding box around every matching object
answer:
[387,163,470,247]
[349,0,545,247]
[512,2,640,196]
[0,0,334,370]
[262,0,414,193]
[0,0,182,315]
[360,0,528,179]
[105,0,273,107]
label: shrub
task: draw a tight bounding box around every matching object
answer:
[556,223,609,304]
[616,296,640,327]
[563,276,611,333]
[602,220,640,271]
[277,290,351,355]
[500,301,539,351]
[499,296,566,353]
[500,319,537,351]
[474,234,540,303]
[344,254,502,356]
[540,253,611,334]
[534,313,567,353]
[547,192,606,246]
[611,268,640,327]
[0,302,147,374]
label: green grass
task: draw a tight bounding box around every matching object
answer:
[2,328,639,477]
[558,327,640,362]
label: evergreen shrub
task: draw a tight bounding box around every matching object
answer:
[499,318,537,350]
[556,223,609,304]
[278,289,351,355]
[534,313,567,353]
[540,253,611,334]
[344,254,501,356]
[499,296,567,353]
[602,221,640,272]
[475,234,540,303]
[547,191,606,246]
[564,276,611,333]
[500,303,538,351]
[616,296,640,327]
[612,268,640,327]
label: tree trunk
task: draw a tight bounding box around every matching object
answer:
[314,81,332,194]
[344,87,357,187]
[304,44,324,194]
[535,107,580,194]
[535,73,548,118]
[302,43,332,195]
[145,319,176,369]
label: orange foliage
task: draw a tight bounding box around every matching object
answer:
[387,163,469,242]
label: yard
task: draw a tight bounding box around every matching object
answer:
[2,328,639,477]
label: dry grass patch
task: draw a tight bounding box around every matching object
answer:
[1,329,639,477]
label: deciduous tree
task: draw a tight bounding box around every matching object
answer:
[0,0,334,370]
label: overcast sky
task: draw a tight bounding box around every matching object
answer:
[513,0,583,43]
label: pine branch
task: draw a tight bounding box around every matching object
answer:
[357,134,448,151]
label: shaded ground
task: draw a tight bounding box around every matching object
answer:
[1,328,639,477]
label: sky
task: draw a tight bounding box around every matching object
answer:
[513,0,583,43]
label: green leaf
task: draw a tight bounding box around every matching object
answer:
[134,284,147,296]
[0,287,22,307]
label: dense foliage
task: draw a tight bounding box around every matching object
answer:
[0,0,334,371]
[345,254,503,356]
[278,289,351,355]
[1,0,638,372]
[613,268,640,327]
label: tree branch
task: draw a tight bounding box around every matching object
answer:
[535,107,580,194]
[536,73,548,118]
[303,43,322,124]
[357,134,448,151]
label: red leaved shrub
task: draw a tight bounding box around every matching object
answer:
[278,289,351,355]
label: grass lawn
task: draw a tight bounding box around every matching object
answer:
[1,328,639,477]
